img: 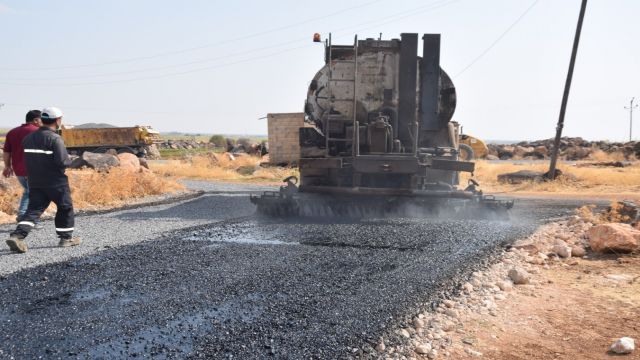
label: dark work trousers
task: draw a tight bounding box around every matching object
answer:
[11,185,75,240]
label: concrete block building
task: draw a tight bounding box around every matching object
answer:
[267,113,306,165]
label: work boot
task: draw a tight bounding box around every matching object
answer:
[58,237,82,247]
[6,235,28,253]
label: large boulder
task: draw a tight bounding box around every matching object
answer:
[588,223,640,253]
[117,153,141,172]
[70,152,120,171]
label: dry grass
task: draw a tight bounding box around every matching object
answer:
[463,160,640,197]
[587,149,630,162]
[149,153,298,183]
[0,168,183,220]
[68,168,183,208]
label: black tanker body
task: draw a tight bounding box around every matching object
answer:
[252,33,512,218]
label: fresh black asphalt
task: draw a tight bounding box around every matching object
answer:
[0,181,595,359]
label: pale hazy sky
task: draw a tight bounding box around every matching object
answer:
[0,0,638,141]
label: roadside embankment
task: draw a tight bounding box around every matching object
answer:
[376,205,639,359]
[0,154,183,224]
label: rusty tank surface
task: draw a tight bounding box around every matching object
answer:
[60,125,161,157]
[252,33,513,218]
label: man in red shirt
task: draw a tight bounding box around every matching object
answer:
[2,110,42,221]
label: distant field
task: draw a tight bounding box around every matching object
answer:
[161,133,212,142]
[159,148,222,158]
[160,132,268,143]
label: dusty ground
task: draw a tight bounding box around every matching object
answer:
[382,218,640,360]
[447,255,640,360]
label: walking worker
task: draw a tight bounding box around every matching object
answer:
[2,110,42,221]
[6,107,81,253]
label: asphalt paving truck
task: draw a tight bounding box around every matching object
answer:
[251,33,512,218]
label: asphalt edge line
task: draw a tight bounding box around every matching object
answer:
[74,190,207,218]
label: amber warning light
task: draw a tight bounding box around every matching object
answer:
[313,33,321,42]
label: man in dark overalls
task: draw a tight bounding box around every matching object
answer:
[6,107,81,253]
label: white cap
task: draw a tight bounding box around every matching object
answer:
[41,107,64,120]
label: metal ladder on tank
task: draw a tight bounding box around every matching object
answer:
[324,34,359,158]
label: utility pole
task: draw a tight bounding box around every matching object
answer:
[624,97,638,142]
[548,0,588,179]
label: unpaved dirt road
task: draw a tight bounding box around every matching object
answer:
[0,181,601,359]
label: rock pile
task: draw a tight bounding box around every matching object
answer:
[487,137,640,160]
[377,209,639,359]
[157,139,268,156]
[377,252,525,359]
[69,151,149,173]
[157,140,216,151]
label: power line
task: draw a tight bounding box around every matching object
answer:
[0,102,228,116]
[454,0,540,78]
[0,102,183,115]
[0,37,310,81]
[1,0,459,83]
[351,0,462,32]
[0,0,384,72]
[0,44,312,86]
[0,0,462,87]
